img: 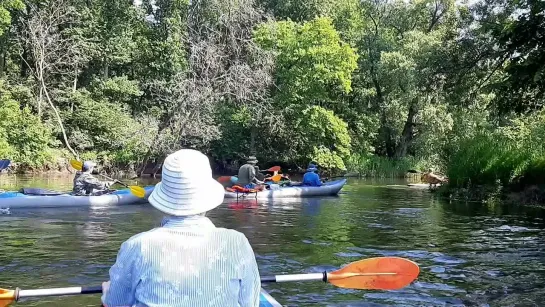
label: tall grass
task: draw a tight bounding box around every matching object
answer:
[345,154,430,178]
[446,113,545,189]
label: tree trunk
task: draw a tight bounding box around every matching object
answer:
[379,111,395,157]
[41,78,79,159]
[0,38,5,77]
[20,47,29,78]
[102,60,109,79]
[72,66,78,93]
[394,100,418,158]
[371,63,395,157]
[250,126,257,155]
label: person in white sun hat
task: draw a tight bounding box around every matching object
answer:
[101,149,261,307]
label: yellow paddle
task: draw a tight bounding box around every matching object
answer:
[0,257,419,306]
[69,160,146,198]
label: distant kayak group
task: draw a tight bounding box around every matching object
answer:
[0,154,348,209]
[221,156,347,199]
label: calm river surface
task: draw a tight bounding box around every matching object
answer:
[1,175,545,306]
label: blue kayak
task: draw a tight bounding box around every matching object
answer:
[0,186,155,209]
[225,179,347,199]
[260,288,282,306]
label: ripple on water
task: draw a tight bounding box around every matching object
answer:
[431,255,467,265]
[487,225,539,232]
[302,239,332,246]
[334,252,364,258]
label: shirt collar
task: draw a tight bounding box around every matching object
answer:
[160,215,216,230]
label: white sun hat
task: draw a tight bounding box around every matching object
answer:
[148,149,225,216]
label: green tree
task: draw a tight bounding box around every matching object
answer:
[0,80,53,168]
[254,17,358,108]
[292,106,351,170]
[0,0,23,36]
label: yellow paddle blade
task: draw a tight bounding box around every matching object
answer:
[270,174,282,182]
[0,288,16,307]
[70,159,83,171]
[71,159,145,198]
[327,257,419,290]
[128,185,146,198]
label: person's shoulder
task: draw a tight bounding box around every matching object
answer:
[121,228,163,246]
[214,227,251,244]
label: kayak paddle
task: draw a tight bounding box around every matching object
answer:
[266,166,281,172]
[263,257,420,290]
[69,160,146,198]
[0,160,11,171]
[217,166,282,184]
[0,257,419,306]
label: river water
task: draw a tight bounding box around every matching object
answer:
[1,175,545,306]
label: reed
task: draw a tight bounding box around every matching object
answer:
[346,154,429,178]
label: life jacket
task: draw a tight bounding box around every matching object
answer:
[225,185,262,193]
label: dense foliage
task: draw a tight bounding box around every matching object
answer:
[0,0,543,192]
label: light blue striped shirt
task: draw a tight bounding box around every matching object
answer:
[101,215,261,307]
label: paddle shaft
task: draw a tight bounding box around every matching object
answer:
[96,174,128,188]
[15,286,102,299]
[13,271,401,300]
[13,274,322,300]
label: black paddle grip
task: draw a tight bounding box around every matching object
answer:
[260,276,276,282]
[82,285,103,294]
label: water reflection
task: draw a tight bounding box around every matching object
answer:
[1,177,545,306]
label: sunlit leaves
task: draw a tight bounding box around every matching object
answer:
[254,17,358,107]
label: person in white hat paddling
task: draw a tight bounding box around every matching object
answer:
[101,149,261,307]
[72,161,116,196]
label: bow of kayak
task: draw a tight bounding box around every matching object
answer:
[0,186,155,209]
[260,288,282,307]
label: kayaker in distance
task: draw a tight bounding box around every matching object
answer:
[302,163,323,187]
[73,161,116,196]
[236,155,264,189]
[101,149,261,307]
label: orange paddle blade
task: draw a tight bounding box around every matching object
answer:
[0,288,16,307]
[267,166,281,172]
[327,257,419,290]
[270,174,282,182]
[217,176,233,183]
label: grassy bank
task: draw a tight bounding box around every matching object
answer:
[442,113,545,205]
[344,154,438,178]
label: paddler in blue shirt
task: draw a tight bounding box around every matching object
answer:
[302,163,323,187]
[101,149,261,307]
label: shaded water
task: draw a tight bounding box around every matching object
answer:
[1,176,545,306]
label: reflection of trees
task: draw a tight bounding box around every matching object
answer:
[442,200,545,221]
[0,175,74,191]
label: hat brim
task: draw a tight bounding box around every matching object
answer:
[148,179,225,216]
[307,167,318,172]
